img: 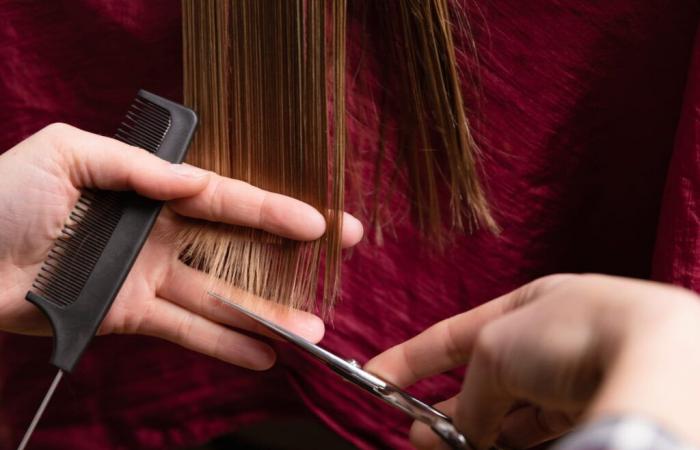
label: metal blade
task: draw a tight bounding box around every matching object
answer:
[207,292,380,384]
[16,369,63,450]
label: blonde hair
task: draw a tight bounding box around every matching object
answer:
[180,0,495,313]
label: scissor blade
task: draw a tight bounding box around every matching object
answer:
[207,291,472,449]
[209,291,391,393]
[209,291,303,342]
[207,292,355,371]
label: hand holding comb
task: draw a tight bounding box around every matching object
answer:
[18,90,198,450]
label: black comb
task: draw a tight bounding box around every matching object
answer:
[17,91,197,450]
[26,90,198,373]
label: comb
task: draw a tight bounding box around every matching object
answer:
[17,90,197,450]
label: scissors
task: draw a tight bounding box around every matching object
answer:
[208,291,476,450]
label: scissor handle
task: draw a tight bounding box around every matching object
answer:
[375,384,472,449]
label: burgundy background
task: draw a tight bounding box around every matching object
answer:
[0,1,698,449]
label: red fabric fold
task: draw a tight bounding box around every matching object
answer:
[652,29,700,291]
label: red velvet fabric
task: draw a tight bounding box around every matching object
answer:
[0,1,698,449]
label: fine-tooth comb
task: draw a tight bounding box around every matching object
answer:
[17,90,198,450]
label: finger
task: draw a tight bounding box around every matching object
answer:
[498,406,574,449]
[364,299,510,388]
[341,211,364,248]
[42,124,364,244]
[364,274,575,387]
[168,171,364,244]
[168,174,328,241]
[409,398,458,450]
[453,327,517,450]
[409,399,573,450]
[43,123,210,199]
[158,259,325,343]
[134,296,276,369]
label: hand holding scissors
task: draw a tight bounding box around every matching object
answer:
[208,292,481,450]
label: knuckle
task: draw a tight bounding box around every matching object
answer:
[536,409,574,437]
[208,177,227,220]
[511,274,579,308]
[473,323,503,368]
[122,300,152,335]
[42,122,72,137]
[473,322,515,394]
[212,328,229,360]
[398,343,422,384]
[539,273,579,289]
[40,123,74,148]
[256,191,271,229]
[176,313,195,342]
[37,123,81,166]
[28,123,79,177]
[443,321,470,366]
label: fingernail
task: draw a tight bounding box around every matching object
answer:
[170,163,209,178]
[258,347,277,369]
[344,213,364,239]
[298,315,325,343]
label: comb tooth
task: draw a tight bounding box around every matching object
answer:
[47,248,93,275]
[35,271,56,285]
[126,108,170,133]
[63,220,114,242]
[126,106,169,128]
[54,238,87,253]
[49,271,87,292]
[81,190,98,201]
[125,120,167,146]
[114,133,147,150]
[42,261,86,292]
[116,123,162,151]
[34,274,58,293]
[132,123,168,147]
[45,275,87,303]
[120,116,162,139]
[35,281,74,307]
[125,110,165,130]
[72,202,90,213]
[133,96,169,116]
[123,114,165,135]
[69,211,87,223]
[55,237,106,264]
[70,207,122,228]
[32,280,57,300]
[34,276,74,306]
[123,99,170,130]
[116,111,169,143]
[47,280,83,302]
[57,239,108,264]
[32,190,124,306]
[127,112,170,136]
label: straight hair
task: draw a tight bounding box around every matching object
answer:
[180,0,495,313]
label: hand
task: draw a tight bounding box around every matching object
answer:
[0,123,363,370]
[366,274,700,449]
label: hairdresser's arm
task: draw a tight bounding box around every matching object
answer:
[0,123,363,369]
[365,274,700,450]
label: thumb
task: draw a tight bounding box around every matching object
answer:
[44,123,210,199]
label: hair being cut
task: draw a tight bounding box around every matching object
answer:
[180,0,495,313]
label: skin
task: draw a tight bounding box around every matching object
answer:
[0,123,364,371]
[366,274,700,450]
